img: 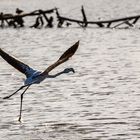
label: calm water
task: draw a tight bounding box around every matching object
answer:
[1,0,140,140]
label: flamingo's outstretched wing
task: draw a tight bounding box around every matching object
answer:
[41,41,79,75]
[0,48,36,78]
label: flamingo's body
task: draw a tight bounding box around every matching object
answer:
[0,41,79,121]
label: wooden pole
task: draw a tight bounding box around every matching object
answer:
[113,20,134,28]
[88,15,140,24]
[0,8,55,20]
[1,7,140,28]
[56,14,140,28]
[81,5,88,27]
[132,17,139,24]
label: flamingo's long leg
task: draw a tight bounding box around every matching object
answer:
[3,85,27,99]
[18,85,30,122]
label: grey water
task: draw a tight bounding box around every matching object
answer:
[1,0,140,139]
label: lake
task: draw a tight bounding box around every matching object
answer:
[1,0,140,139]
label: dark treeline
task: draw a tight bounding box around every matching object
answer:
[0,6,140,29]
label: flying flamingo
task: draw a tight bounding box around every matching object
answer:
[0,41,79,122]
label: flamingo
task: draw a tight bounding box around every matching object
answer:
[0,41,79,122]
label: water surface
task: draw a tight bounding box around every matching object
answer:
[1,0,140,140]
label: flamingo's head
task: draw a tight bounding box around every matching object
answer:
[63,68,75,73]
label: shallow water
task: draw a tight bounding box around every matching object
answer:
[1,0,140,140]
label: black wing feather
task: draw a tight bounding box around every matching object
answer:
[41,41,79,75]
[0,48,35,77]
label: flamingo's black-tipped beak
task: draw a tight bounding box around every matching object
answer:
[71,68,75,73]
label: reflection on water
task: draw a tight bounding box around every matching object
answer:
[1,0,140,140]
